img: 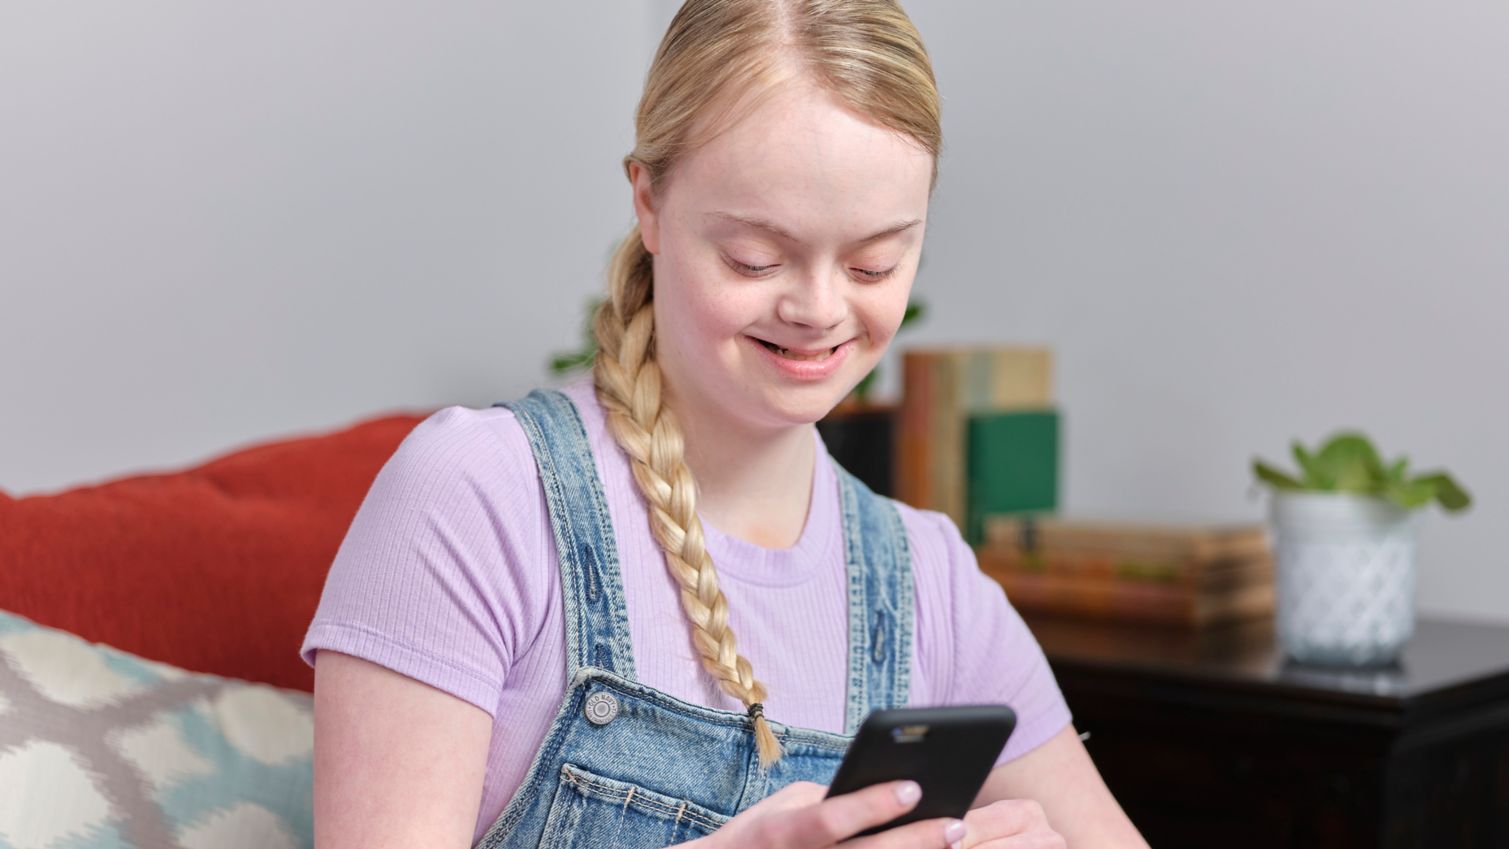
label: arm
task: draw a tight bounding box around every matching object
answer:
[907,511,1146,845]
[312,650,493,849]
[971,724,1149,848]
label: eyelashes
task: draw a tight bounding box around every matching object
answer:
[723,256,899,282]
[851,266,899,282]
[728,258,778,274]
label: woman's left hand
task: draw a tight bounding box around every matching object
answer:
[956,799,1066,849]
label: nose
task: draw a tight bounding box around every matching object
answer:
[775,267,846,331]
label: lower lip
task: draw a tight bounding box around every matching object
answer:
[747,336,853,381]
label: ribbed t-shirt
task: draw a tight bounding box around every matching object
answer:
[299,376,1072,847]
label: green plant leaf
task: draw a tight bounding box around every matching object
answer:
[548,350,594,375]
[1414,471,1473,512]
[1262,433,1469,515]
[1291,441,1322,487]
[546,297,605,377]
[901,302,925,327]
[1312,432,1385,493]
[1385,456,1410,484]
[1253,459,1304,490]
[1383,478,1437,510]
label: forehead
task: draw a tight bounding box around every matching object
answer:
[662,81,933,238]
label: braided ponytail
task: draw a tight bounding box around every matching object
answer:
[588,223,784,766]
[591,223,784,766]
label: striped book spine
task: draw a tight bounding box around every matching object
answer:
[896,347,1053,528]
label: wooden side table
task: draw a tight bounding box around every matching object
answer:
[1022,613,1509,848]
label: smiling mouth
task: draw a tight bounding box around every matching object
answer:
[753,337,841,361]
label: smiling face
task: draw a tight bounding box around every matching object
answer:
[632,79,934,436]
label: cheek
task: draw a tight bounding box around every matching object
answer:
[656,254,750,342]
[863,286,913,345]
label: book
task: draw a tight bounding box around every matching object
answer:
[964,411,1059,545]
[977,543,1274,590]
[974,518,1276,627]
[977,559,1276,627]
[896,347,1053,529]
[983,516,1270,572]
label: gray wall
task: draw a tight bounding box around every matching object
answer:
[1,1,649,491]
[6,3,1506,624]
[898,2,1509,624]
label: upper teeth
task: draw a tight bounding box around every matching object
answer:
[771,342,834,361]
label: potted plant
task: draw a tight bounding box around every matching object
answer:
[1252,432,1472,666]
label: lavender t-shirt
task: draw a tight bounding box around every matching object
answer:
[300,376,1072,847]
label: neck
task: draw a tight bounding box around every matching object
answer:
[665,387,818,550]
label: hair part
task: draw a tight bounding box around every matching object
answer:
[591,0,940,767]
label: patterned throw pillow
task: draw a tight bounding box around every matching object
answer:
[0,610,313,849]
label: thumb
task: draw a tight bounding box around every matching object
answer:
[753,781,828,813]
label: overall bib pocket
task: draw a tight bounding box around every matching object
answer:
[539,763,732,849]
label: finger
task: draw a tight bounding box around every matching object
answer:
[773,780,924,847]
[841,815,967,849]
[753,780,829,814]
[962,799,1049,841]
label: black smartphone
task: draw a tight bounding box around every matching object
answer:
[823,705,1016,836]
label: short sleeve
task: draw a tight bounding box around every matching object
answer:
[909,508,1073,766]
[298,405,555,718]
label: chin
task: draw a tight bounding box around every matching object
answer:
[758,383,854,426]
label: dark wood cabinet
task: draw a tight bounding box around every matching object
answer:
[1023,614,1509,848]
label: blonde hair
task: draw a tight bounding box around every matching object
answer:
[592,0,940,767]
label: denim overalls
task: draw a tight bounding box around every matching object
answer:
[475,389,914,849]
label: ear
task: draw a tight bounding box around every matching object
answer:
[628,160,662,255]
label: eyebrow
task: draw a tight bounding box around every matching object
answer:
[705,211,921,246]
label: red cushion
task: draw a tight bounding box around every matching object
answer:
[0,412,429,692]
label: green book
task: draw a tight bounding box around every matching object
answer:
[965,409,1060,545]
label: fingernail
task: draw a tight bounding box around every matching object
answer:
[894,780,921,805]
[943,818,967,846]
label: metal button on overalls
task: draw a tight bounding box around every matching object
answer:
[584,691,620,725]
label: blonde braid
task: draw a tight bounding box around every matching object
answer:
[591,224,784,767]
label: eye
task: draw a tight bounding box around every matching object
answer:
[852,266,899,282]
[723,255,779,276]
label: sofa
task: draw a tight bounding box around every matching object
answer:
[0,411,428,849]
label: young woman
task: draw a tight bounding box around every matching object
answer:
[302,2,1149,847]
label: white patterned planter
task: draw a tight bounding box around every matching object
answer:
[1269,491,1419,666]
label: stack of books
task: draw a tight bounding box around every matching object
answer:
[895,347,1057,542]
[975,516,1275,628]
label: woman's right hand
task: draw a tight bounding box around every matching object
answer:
[687,780,967,849]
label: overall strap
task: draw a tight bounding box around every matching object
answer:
[836,464,915,735]
[496,389,637,681]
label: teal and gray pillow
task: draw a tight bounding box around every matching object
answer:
[0,610,313,849]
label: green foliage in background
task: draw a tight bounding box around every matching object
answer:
[548,297,603,376]
[1251,432,1472,513]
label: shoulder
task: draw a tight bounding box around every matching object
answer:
[359,400,553,561]
[301,401,556,713]
[381,402,539,501]
[393,402,532,472]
